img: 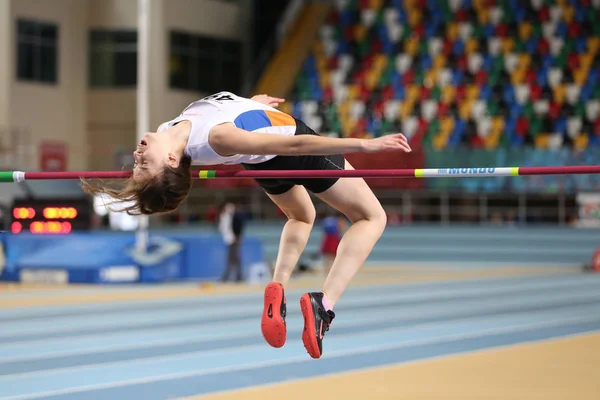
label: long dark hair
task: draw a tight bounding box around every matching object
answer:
[81,154,193,215]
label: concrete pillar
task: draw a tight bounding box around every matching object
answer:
[0,0,11,164]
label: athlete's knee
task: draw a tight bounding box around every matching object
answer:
[282,204,316,225]
[296,206,316,225]
[369,204,387,232]
[349,201,386,232]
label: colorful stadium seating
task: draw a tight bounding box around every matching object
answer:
[283,0,600,151]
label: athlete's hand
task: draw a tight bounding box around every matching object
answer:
[362,133,412,153]
[251,94,285,108]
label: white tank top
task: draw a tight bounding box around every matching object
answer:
[158,92,297,165]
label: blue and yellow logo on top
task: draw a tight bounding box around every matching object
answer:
[234,110,296,131]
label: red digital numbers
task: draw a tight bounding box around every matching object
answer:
[11,206,78,234]
[42,207,78,219]
[29,221,72,234]
[13,208,36,219]
[11,221,22,234]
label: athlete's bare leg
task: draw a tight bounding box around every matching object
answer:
[299,159,387,358]
[323,254,335,275]
[267,185,316,288]
[313,159,387,307]
[261,185,315,348]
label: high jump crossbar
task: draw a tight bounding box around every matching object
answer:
[2,165,600,182]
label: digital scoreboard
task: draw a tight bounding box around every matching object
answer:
[10,198,93,234]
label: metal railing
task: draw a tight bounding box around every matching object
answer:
[167,187,582,227]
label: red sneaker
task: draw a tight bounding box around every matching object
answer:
[300,292,335,359]
[261,282,287,348]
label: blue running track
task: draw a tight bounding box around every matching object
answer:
[0,270,599,400]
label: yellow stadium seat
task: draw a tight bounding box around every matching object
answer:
[519,23,532,41]
[519,54,532,69]
[344,116,357,133]
[340,117,349,136]
[442,86,456,103]
[511,68,526,85]
[433,54,447,69]
[574,134,589,151]
[320,71,331,88]
[348,117,358,133]
[563,5,574,23]
[535,133,550,149]
[338,100,351,118]
[553,84,567,105]
[446,23,459,42]
[467,85,480,101]
[355,25,367,42]
[347,84,360,100]
[476,6,490,23]
[588,38,599,55]
[369,0,384,10]
[424,69,438,88]
[574,67,589,86]
[459,100,474,120]
[485,131,500,149]
[440,116,455,134]
[404,0,418,9]
[365,70,380,90]
[405,37,420,56]
[492,117,505,135]
[373,55,387,75]
[400,101,414,119]
[316,56,328,72]
[580,53,593,69]
[556,0,568,6]
[477,11,490,25]
[396,101,404,118]
[406,85,421,102]
[472,0,486,10]
[502,38,515,53]
[408,8,422,26]
[433,132,449,150]
[466,38,479,54]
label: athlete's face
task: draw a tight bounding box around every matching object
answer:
[132,132,176,181]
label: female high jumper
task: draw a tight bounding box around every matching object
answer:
[83,91,411,359]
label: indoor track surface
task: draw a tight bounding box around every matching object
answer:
[0,264,599,400]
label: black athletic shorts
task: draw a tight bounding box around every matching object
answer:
[241,118,345,195]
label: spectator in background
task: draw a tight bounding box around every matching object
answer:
[219,202,246,282]
[320,210,348,275]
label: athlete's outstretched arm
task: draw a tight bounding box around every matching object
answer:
[209,123,412,156]
[250,94,285,108]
